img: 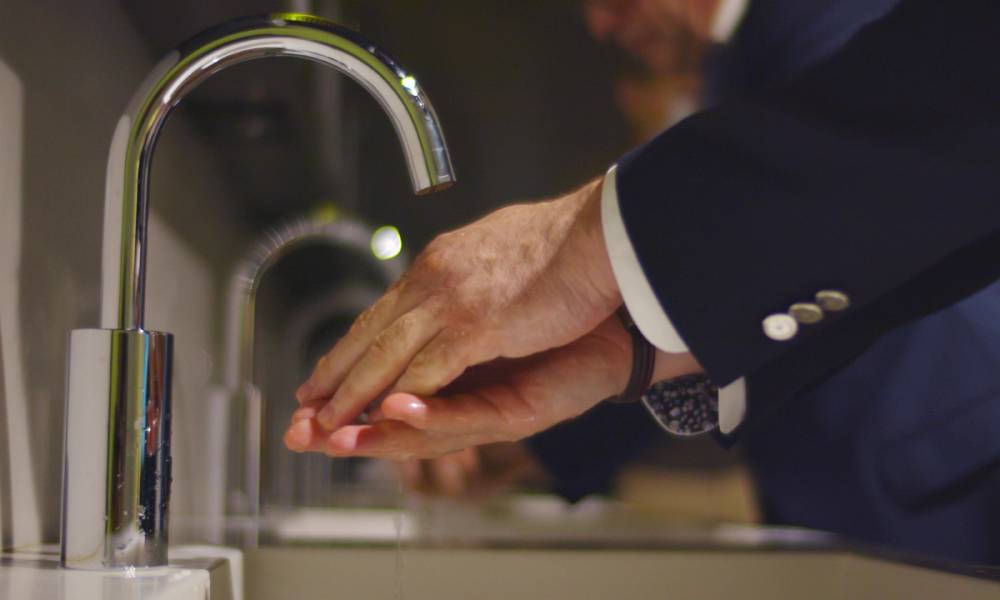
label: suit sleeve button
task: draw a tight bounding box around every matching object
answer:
[816,290,850,312]
[789,302,824,324]
[763,313,798,341]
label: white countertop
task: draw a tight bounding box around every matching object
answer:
[0,546,241,600]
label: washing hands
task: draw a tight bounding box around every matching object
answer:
[284,177,700,460]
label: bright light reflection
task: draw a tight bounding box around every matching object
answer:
[371,225,402,260]
[401,75,417,94]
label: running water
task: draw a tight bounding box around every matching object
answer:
[394,480,406,600]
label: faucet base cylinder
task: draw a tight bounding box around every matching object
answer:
[60,328,173,569]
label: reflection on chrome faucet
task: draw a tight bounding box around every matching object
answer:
[223,214,405,539]
[60,13,454,569]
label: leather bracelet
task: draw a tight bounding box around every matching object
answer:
[609,305,656,404]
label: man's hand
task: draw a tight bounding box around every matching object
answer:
[295,179,623,431]
[284,317,702,460]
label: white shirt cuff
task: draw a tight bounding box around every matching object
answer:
[600,164,746,434]
[710,0,751,43]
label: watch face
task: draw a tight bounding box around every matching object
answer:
[641,374,719,436]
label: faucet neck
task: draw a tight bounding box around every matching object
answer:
[100,13,454,330]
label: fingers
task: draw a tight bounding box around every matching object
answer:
[325,420,481,460]
[290,399,324,424]
[378,391,528,440]
[283,417,330,453]
[393,328,485,397]
[325,421,423,458]
[287,415,477,459]
[315,304,443,430]
[296,285,417,404]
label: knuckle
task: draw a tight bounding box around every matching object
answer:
[392,311,418,340]
[311,353,336,380]
[350,307,375,335]
[418,251,447,277]
[411,337,465,377]
[428,231,454,249]
[395,270,432,301]
[336,373,361,397]
[368,330,396,360]
[393,274,417,297]
[418,235,455,273]
[405,348,433,374]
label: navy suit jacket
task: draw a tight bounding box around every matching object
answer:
[528,0,1000,564]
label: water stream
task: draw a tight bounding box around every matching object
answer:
[394,480,406,600]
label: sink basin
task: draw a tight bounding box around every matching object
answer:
[232,501,1000,600]
[245,545,1000,600]
[170,499,1000,599]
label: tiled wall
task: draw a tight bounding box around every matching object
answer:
[0,0,249,549]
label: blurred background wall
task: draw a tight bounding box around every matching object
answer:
[0,0,248,548]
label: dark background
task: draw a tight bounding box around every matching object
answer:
[125,0,632,250]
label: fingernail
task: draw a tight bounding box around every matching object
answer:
[290,405,317,424]
[403,397,427,416]
[283,420,310,452]
[326,428,357,455]
[295,381,314,403]
[384,394,426,420]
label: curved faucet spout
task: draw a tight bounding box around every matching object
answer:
[222,214,406,526]
[101,13,455,331]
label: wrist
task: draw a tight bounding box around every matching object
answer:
[652,348,703,382]
[589,315,636,396]
[561,177,622,310]
[601,310,703,400]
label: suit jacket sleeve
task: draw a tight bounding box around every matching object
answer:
[614,0,1000,435]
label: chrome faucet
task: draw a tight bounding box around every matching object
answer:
[222,213,405,532]
[60,13,454,569]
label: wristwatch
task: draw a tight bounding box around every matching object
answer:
[612,305,719,436]
[641,375,719,436]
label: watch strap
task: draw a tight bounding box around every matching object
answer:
[610,305,656,404]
